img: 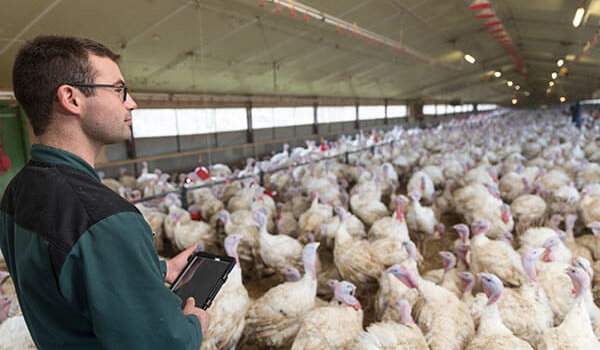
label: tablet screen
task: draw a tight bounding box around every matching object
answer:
[170,252,235,309]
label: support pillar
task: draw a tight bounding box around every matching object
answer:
[384,99,389,125]
[407,99,423,128]
[246,101,254,144]
[354,102,360,130]
[312,102,318,135]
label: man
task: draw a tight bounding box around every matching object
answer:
[0,35,208,349]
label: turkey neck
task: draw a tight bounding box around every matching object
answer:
[564,294,592,328]
[479,302,512,336]
[298,266,318,296]
[412,201,423,211]
[230,264,243,288]
[223,219,234,233]
[258,223,274,244]
[395,204,404,221]
[302,253,317,284]
[471,232,488,246]
[334,223,353,246]
[310,196,319,210]
[413,277,432,304]
[565,226,575,242]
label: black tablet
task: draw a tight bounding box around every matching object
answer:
[169,251,236,310]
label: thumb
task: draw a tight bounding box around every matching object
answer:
[185,297,195,308]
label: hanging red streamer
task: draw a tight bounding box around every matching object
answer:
[484,20,502,28]
[476,10,495,19]
[469,0,490,10]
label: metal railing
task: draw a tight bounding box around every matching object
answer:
[131,138,396,209]
[95,119,412,170]
[127,109,508,210]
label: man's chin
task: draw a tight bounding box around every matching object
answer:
[121,128,132,142]
[105,132,131,145]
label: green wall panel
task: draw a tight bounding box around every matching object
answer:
[0,102,29,196]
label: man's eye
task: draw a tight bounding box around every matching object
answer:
[115,88,123,93]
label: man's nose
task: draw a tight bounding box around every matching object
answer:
[125,93,137,110]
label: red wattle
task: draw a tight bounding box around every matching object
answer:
[542,249,552,263]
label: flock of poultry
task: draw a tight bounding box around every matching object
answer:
[1,109,600,350]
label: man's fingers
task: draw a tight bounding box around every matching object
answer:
[180,242,200,261]
[199,310,211,332]
[179,245,195,259]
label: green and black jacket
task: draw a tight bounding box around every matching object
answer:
[0,145,202,349]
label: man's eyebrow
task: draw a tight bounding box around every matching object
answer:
[113,79,126,85]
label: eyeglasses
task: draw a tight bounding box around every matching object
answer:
[67,83,129,102]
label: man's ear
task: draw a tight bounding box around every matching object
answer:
[56,85,83,115]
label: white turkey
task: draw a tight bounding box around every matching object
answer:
[465,273,533,350]
[537,266,600,349]
[244,242,320,348]
[291,280,363,350]
[387,264,474,350]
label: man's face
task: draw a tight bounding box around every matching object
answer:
[80,54,137,145]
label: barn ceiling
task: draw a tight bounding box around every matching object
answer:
[0,0,599,105]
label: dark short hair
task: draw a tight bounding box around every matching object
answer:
[12,35,120,135]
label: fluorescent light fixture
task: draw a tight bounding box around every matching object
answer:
[511,98,517,105]
[557,59,564,67]
[549,81,555,87]
[566,54,576,61]
[551,72,558,79]
[507,81,513,87]
[464,54,476,64]
[494,71,502,78]
[573,7,585,28]
[515,85,520,90]
[560,96,566,102]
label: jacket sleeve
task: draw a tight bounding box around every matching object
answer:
[58,211,203,350]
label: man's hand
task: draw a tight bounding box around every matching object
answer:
[165,243,200,284]
[183,297,210,333]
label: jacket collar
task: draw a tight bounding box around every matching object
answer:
[30,144,101,182]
